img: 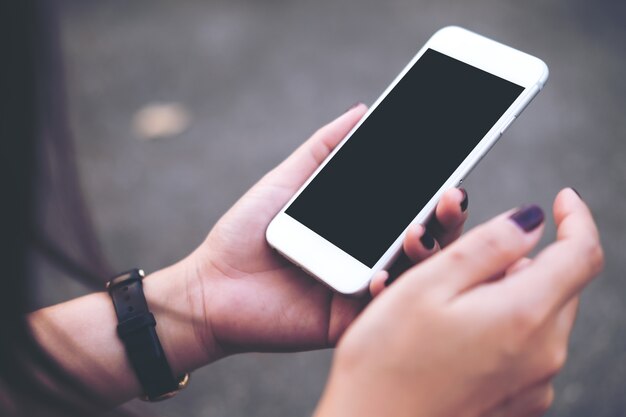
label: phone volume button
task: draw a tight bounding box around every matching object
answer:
[500,115,516,135]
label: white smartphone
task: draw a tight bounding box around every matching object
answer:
[266,26,548,295]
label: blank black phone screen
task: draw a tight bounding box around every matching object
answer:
[285,49,524,267]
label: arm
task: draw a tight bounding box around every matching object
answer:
[28,105,470,405]
[28,260,216,404]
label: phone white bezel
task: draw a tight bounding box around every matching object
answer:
[266,26,549,295]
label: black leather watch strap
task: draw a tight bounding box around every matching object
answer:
[107,269,188,401]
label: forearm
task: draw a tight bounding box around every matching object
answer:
[28,258,222,404]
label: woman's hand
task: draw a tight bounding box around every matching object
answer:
[315,188,603,417]
[30,105,469,404]
[181,104,469,361]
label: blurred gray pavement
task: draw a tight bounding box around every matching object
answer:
[55,0,626,416]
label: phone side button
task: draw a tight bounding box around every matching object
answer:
[500,115,516,135]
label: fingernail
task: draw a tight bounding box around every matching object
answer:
[460,188,469,212]
[510,205,544,232]
[346,102,362,112]
[570,187,582,200]
[420,230,436,250]
[384,275,394,287]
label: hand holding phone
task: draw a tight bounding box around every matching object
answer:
[189,104,469,359]
[267,26,549,294]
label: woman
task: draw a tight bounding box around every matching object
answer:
[2,1,604,416]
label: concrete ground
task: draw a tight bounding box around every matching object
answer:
[55,0,625,416]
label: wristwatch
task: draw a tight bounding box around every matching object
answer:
[106,268,189,401]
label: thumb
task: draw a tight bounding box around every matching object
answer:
[264,104,367,191]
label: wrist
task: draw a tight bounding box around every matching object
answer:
[142,257,226,375]
[27,259,226,404]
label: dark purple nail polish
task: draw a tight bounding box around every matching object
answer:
[460,188,469,212]
[510,205,544,232]
[570,187,582,200]
[420,230,436,250]
[346,102,362,112]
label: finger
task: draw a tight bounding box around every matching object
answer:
[507,257,532,275]
[264,104,368,192]
[403,224,440,263]
[404,205,545,298]
[484,257,532,284]
[486,381,554,417]
[428,188,469,247]
[523,296,579,382]
[544,296,579,350]
[557,296,579,339]
[498,188,604,313]
[382,253,415,288]
[369,270,390,298]
[380,226,441,290]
